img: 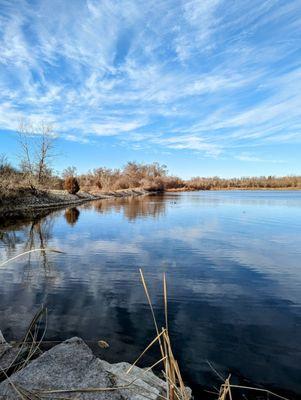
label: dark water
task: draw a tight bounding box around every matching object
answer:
[0,191,301,398]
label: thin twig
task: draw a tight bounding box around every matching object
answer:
[206,360,225,382]
[139,269,165,359]
[163,273,168,334]
[0,366,27,399]
[126,329,166,374]
[224,384,290,400]
[0,249,64,267]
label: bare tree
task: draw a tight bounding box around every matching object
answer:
[18,119,56,187]
[62,166,77,179]
[35,122,55,184]
[18,120,35,185]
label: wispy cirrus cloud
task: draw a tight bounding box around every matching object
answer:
[0,0,301,169]
[153,134,222,157]
[235,153,286,164]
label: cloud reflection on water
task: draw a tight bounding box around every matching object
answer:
[0,191,301,397]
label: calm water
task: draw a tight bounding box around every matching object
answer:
[0,191,301,398]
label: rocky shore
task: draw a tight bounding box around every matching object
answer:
[0,331,191,400]
[0,188,151,222]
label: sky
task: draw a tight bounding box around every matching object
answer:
[0,0,301,178]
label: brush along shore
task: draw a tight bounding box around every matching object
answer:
[0,188,152,221]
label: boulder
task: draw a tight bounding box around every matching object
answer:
[99,359,167,400]
[0,336,168,400]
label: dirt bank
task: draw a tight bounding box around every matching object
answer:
[0,188,151,222]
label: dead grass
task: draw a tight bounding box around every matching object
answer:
[137,269,189,400]
[0,306,47,382]
[217,375,290,400]
[1,157,300,205]
[186,176,301,190]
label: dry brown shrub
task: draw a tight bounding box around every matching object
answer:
[112,177,130,190]
[64,176,80,194]
[140,176,165,192]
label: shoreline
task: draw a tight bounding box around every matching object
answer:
[1,186,300,222]
[0,188,152,222]
[166,186,301,192]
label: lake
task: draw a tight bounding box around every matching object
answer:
[0,191,300,398]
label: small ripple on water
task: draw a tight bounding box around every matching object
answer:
[0,191,301,397]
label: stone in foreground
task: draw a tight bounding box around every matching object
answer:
[0,337,168,400]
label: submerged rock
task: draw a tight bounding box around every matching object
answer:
[0,336,171,400]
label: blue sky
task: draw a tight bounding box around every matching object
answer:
[0,0,301,178]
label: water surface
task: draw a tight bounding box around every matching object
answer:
[0,191,301,398]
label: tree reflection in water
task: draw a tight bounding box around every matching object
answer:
[0,192,301,398]
[64,208,80,226]
[0,214,57,283]
[91,195,166,220]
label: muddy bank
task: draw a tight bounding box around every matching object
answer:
[0,188,151,223]
[0,331,191,400]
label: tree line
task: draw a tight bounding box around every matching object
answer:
[0,120,300,201]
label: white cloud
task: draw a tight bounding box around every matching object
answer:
[175,0,222,61]
[154,135,222,157]
[90,119,147,136]
[0,0,301,161]
[235,153,286,164]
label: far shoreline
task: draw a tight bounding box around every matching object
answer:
[166,186,301,192]
[1,186,300,224]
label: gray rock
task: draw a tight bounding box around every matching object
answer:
[0,336,169,400]
[99,360,167,400]
[0,330,23,373]
[100,361,191,400]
